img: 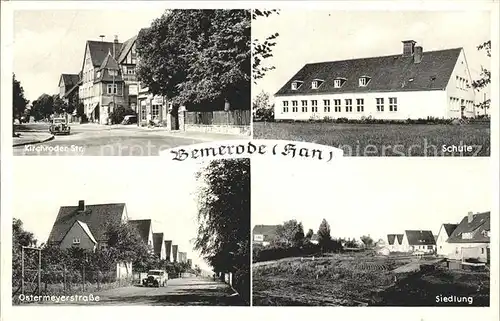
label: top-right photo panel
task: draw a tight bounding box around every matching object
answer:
[252,10,491,157]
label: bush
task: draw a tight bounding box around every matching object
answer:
[253,243,323,263]
[110,106,136,124]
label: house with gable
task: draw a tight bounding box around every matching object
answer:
[172,244,179,263]
[164,240,173,262]
[402,230,436,254]
[446,211,490,263]
[47,200,128,251]
[129,219,154,252]
[58,74,80,103]
[153,232,166,260]
[252,225,279,247]
[179,252,187,263]
[274,40,476,121]
[79,35,139,124]
[387,234,404,252]
[436,223,459,256]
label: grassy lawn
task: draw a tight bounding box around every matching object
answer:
[253,122,490,156]
[252,253,489,306]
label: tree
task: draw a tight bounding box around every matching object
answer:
[136,10,251,111]
[317,219,332,252]
[13,74,29,122]
[472,40,491,114]
[12,219,38,288]
[252,9,279,83]
[109,105,136,124]
[52,96,68,116]
[252,90,274,121]
[360,235,374,248]
[31,93,54,121]
[194,158,250,303]
[275,219,305,247]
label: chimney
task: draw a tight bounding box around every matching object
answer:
[468,211,474,223]
[78,200,85,211]
[402,40,416,57]
[414,46,423,63]
[113,35,118,58]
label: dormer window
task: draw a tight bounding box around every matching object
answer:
[73,238,81,244]
[109,69,118,77]
[291,80,303,90]
[359,76,371,87]
[311,79,324,89]
[334,78,346,88]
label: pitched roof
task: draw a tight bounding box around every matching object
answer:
[61,74,80,87]
[387,234,404,245]
[311,233,319,242]
[253,225,279,241]
[47,203,125,244]
[164,240,172,258]
[129,219,152,244]
[172,244,178,259]
[95,52,123,83]
[442,223,459,237]
[447,212,490,243]
[153,232,164,255]
[76,220,97,244]
[117,35,137,64]
[275,48,462,96]
[404,230,436,246]
[87,41,123,67]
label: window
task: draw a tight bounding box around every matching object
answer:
[100,243,108,250]
[376,98,384,112]
[96,71,101,78]
[356,98,364,112]
[109,69,118,77]
[254,234,264,241]
[73,238,81,244]
[359,76,370,87]
[301,100,308,112]
[462,232,473,240]
[481,248,485,254]
[389,97,398,111]
[291,81,303,90]
[312,81,318,89]
[334,99,341,112]
[345,99,352,112]
[311,100,318,112]
[107,84,118,94]
[151,104,160,119]
[127,66,135,75]
[141,102,147,120]
[456,76,459,88]
[323,99,331,112]
[427,245,433,250]
[292,100,298,112]
[283,101,289,113]
[334,78,345,88]
[131,51,137,64]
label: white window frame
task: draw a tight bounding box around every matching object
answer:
[312,81,318,89]
[109,69,118,77]
[345,99,353,112]
[359,77,370,87]
[334,78,345,88]
[73,238,81,244]
[334,99,341,112]
[356,98,364,112]
[107,84,118,95]
[292,100,298,112]
[311,100,318,112]
[127,66,135,75]
[323,99,330,112]
[151,104,160,119]
[301,100,308,112]
[283,101,289,113]
[389,97,398,112]
[376,98,384,112]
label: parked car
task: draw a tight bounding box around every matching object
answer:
[49,118,70,135]
[142,270,168,287]
[121,115,137,125]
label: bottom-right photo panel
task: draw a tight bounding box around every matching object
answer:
[252,158,491,307]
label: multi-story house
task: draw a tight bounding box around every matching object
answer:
[446,212,490,263]
[274,40,476,120]
[78,35,139,124]
[47,200,128,251]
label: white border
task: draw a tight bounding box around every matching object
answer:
[1,1,499,321]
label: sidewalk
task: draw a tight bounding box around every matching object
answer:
[13,132,54,147]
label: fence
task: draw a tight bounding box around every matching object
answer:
[184,110,250,126]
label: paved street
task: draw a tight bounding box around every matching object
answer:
[48,277,245,306]
[13,123,245,156]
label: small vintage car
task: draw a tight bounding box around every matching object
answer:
[49,118,71,135]
[142,269,168,287]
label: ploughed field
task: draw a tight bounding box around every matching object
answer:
[253,122,490,156]
[252,253,490,306]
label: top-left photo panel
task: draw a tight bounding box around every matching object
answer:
[12,9,251,156]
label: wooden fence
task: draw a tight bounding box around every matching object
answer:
[184,110,250,126]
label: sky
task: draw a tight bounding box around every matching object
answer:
[252,10,492,101]
[251,157,492,242]
[13,158,213,272]
[13,9,163,102]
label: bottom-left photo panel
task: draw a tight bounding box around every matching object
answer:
[11,158,250,306]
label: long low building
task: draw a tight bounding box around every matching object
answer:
[274,40,475,121]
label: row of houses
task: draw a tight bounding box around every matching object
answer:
[46,200,192,277]
[58,33,178,127]
[274,40,487,121]
[253,211,490,264]
[383,211,490,263]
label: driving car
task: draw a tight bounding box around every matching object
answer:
[49,117,71,135]
[142,269,168,287]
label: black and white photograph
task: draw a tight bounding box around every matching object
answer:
[12,8,251,156]
[11,158,250,305]
[252,158,491,306]
[252,10,492,156]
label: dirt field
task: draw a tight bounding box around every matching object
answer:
[253,122,490,156]
[252,253,490,306]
